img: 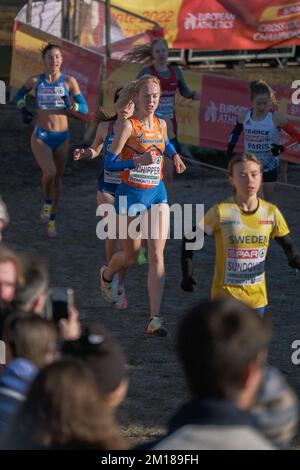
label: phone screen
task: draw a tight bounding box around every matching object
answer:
[46,288,74,323]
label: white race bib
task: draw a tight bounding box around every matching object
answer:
[225,247,266,285]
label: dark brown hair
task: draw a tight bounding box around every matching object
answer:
[250,79,277,106]
[6,359,128,450]
[177,297,272,401]
[95,87,123,123]
[40,42,62,58]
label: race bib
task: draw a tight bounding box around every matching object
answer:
[38,86,65,109]
[128,157,162,186]
[103,170,121,185]
[156,96,175,119]
[225,247,266,285]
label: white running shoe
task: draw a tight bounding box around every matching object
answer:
[100,266,116,304]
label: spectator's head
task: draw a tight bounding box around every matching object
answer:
[0,196,9,242]
[13,253,48,314]
[0,245,24,307]
[177,297,272,409]
[7,358,128,450]
[61,323,128,409]
[3,313,57,368]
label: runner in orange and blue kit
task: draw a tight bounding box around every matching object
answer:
[100,75,186,336]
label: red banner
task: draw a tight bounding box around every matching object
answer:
[200,74,300,164]
[174,0,300,50]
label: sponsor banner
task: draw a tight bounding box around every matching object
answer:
[112,0,300,50]
[10,21,102,122]
[200,74,300,164]
[225,247,266,286]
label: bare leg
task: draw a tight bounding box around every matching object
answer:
[52,140,69,214]
[146,204,170,318]
[103,215,141,280]
[31,134,56,201]
[97,190,117,263]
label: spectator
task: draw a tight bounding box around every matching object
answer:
[151,297,274,450]
[61,323,128,411]
[0,245,24,336]
[0,197,9,242]
[13,253,48,315]
[0,313,57,433]
[252,366,299,449]
[3,358,128,449]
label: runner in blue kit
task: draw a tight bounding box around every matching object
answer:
[15,43,88,238]
[227,79,300,201]
[74,88,134,310]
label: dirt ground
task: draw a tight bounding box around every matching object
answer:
[1,103,300,446]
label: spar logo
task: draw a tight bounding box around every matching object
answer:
[0,80,6,104]
[228,248,265,259]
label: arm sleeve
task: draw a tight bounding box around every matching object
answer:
[104,150,135,172]
[175,67,194,99]
[73,93,88,114]
[227,121,243,154]
[15,85,30,106]
[181,225,197,279]
[164,139,177,160]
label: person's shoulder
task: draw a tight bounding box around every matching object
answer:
[238,109,249,123]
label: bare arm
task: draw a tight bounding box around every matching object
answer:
[74,122,106,160]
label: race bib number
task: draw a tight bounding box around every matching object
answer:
[38,86,65,109]
[128,157,162,186]
[225,248,266,285]
[104,170,121,185]
[156,96,175,119]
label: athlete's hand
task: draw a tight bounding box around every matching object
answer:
[288,255,300,270]
[134,151,158,168]
[174,154,186,174]
[73,148,91,160]
[180,276,197,292]
[271,144,285,156]
[20,107,34,124]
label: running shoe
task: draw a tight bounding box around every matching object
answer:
[100,266,116,304]
[116,284,128,310]
[47,220,57,238]
[146,316,167,337]
[40,203,52,222]
[138,249,148,265]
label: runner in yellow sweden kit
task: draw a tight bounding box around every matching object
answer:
[181,153,300,314]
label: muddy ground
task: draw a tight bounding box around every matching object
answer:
[1,103,300,446]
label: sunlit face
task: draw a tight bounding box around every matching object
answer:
[229,161,262,198]
[151,41,169,66]
[137,80,160,115]
[117,99,135,120]
[43,48,63,73]
[0,261,17,303]
[252,93,270,115]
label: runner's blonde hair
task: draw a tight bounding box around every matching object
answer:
[116,75,161,108]
[123,38,168,64]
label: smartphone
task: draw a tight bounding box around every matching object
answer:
[44,287,74,324]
